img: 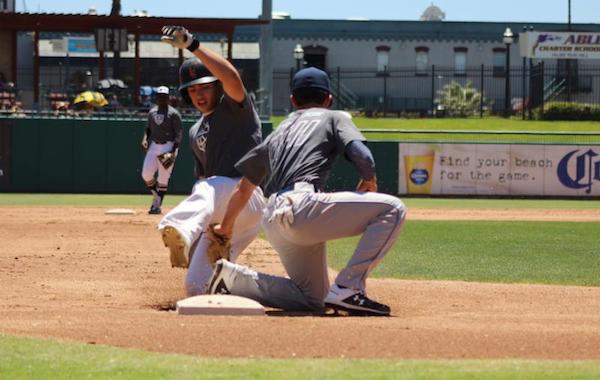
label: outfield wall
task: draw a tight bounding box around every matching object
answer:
[2,117,598,197]
[0,117,398,195]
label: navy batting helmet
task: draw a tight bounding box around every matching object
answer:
[178,58,218,104]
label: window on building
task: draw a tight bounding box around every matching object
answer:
[493,48,506,77]
[415,46,429,75]
[454,47,467,75]
[376,46,390,72]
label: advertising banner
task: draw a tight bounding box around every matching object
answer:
[519,31,600,60]
[398,143,600,196]
[67,38,97,54]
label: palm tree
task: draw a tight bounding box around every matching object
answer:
[436,81,487,117]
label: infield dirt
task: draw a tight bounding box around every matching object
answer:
[0,206,599,359]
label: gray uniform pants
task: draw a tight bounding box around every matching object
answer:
[226,184,407,311]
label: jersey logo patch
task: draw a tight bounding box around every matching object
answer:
[194,120,210,152]
[153,114,165,125]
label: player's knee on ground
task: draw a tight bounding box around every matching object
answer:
[305,295,325,311]
[185,277,208,296]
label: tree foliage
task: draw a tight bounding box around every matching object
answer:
[110,0,121,16]
[436,81,488,117]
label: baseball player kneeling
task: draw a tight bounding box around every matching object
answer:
[157,26,265,296]
[207,67,407,316]
[140,86,182,214]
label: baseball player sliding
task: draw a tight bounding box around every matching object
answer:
[207,67,407,316]
[141,86,182,214]
[158,26,265,295]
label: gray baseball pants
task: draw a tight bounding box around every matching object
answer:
[224,184,407,311]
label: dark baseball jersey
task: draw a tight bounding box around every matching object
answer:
[235,108,365,196]
[147,105,182,144]
[189,92,261,179]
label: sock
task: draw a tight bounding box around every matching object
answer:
[157,184,168,207]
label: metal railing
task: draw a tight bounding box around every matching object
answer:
[273,64,600,119]
[8,63,600,120]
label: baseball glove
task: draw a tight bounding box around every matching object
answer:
[157,152,175,170]
[206,223,231,267]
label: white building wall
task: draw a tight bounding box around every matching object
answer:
[272,37,527,113]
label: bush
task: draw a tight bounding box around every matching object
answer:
[435,81,489,117]
[541,101,600,121]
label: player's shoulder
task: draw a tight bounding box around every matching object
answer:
[167,105,181,116]
[330,110,353,121]
[301,108,352,121]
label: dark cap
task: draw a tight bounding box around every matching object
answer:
[291,67,330,92]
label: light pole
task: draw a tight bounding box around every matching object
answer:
[567,0,572,102]
[503,27,514,117]
[293,44,304,72]
[568,0,571,30]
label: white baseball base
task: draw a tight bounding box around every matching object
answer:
[176,295,265,316]
[105,208,136,215]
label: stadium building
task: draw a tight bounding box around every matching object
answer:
[2,3,600,114]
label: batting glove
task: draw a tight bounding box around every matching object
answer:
[161,26,195,50]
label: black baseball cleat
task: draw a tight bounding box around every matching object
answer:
[148,206,162,215]
[207,259,232,295]
[324,284,391,316]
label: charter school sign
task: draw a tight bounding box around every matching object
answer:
[519,31,600,59]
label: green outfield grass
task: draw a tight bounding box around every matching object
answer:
[2,193,600,210]
[328,220,600,286]
[1,335,599,380]
[271,116,600,132]
[271,117,600,143]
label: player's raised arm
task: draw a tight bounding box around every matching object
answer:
[161,26,245,103]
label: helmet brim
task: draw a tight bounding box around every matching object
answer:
[178,76,218,91]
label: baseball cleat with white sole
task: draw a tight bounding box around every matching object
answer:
[207,259,233,295]
[324,284,390,316]
[162,226,190,268]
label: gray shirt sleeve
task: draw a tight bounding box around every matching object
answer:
[234,141,270,186]
[222,91,254,114]
[345,140,376,180]
[332,112,366,153]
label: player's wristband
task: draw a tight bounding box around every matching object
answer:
[187,39,200,52]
